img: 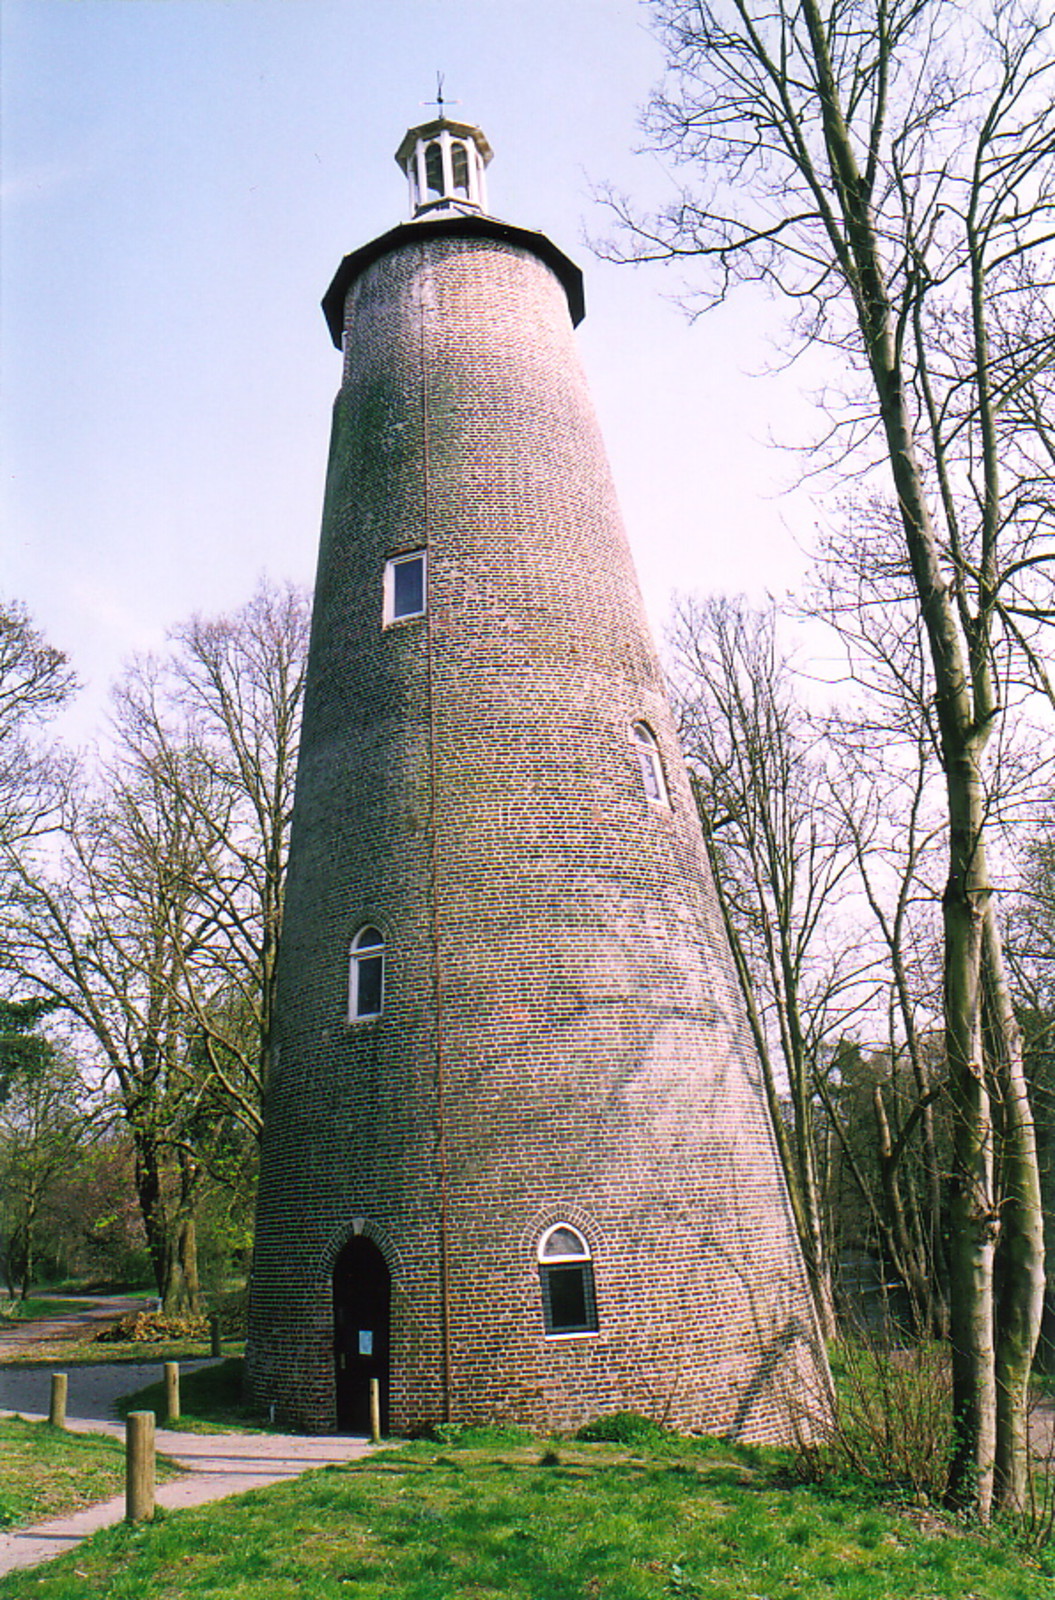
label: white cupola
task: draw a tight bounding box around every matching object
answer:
[395,118,493,219]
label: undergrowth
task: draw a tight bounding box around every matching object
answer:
[789,1334,1055,1553]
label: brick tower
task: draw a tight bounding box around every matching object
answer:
[246,116,829,1439]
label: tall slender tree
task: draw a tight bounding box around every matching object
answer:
[610,0,1053,1514]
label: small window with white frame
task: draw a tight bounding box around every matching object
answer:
[631,721,669,807]
[537,1223,598,1336]
[349,926,385,1020]
[384,551,427,625]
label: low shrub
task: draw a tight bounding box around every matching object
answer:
[793,1336,953,1499]
[576,1410,674,1447]
[94,1288,245,1345]
[208,1287,248,1336]
[95,1310,209,1343]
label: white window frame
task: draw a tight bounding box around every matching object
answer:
[383,551,427,626]
[349,926,385,1021]
[631,721,669,807]
[537,1223,599,1339]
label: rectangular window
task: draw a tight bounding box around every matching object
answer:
[355,953,384,1017]
[384,551,426,625]
[541,1262,598,1335]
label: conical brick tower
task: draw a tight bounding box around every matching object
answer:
[246,115,830,1439]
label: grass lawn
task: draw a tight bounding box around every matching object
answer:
[2,1338,245,1367]
[114,1358,272,1433]
[0,1431,1049,1599]
[0,1417,180,1530]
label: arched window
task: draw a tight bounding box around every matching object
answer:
[350,926,385,1020]
[631,721,669,807]
[537,1224,598,1336]
[451,141,469,196]
[424,142,443,196]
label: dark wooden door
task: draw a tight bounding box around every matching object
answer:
[333,1236,391,1433]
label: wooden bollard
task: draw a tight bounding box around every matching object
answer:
[208,1312,222,1357]
[164,1361,180,1422]
[369,1377,381,1444]
[49,1372,67,1429]
[125,1411,155,1522]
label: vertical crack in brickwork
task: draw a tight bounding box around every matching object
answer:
[419,247,454,1423]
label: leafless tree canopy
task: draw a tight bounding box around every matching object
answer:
[0,599,76,854]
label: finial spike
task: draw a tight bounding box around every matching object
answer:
[422,72,460,120]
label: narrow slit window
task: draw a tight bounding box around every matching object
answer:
[631,722,669,807]
[538,1224,598,1336]
[384,552,427,625]
[424,142,443,196]
[451,142,469,196]
[350,926,385,1020]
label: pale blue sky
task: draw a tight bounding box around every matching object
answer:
[2,0,815,739]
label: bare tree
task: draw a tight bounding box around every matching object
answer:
[0,1032,93,1301]
[0,599,75,864]
[3,755,225,1312]
[668,593,870,1338]
[2,580,309,1311]
[610,0,1052,1515]
[112,580,310,1138]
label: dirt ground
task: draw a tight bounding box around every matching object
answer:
[0,1293,146,1355]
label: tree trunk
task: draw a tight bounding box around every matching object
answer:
[19,1231,32,1302]
[155,1221,199,1316]
[984,904,1046,1512]
[942,785,996,1517]
[799,1154,837,1341]
[157,1150,203,1316]
[131,1128,169,1302]
[871,1085,935,1337]
[159,1223,201,1316]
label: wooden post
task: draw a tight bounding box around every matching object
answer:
[48,1372,67,1429]
[369,1377,381,1443]
[125,1411,156,1522]
[164,1361,180,1422]
[208,1312,222,1357]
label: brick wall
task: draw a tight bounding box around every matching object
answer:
[246,224,830,1442]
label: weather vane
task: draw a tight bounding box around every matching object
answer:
[423,72,459,120]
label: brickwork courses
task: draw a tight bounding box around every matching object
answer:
[248,128,832,1444]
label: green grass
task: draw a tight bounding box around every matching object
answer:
[0,1417,179,1531]
[115,1358,272,1433]
[0,1432,1049,1598]
[3,1337,245,1367]
[0,1298,99,1323]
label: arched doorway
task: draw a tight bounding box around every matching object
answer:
[333,1235,391,1433]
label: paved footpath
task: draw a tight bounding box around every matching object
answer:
[0,1362,376,1576]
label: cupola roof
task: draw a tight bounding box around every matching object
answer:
[320,110,586,343]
